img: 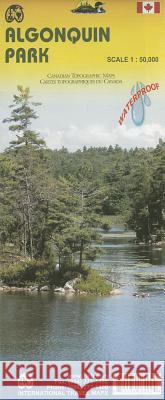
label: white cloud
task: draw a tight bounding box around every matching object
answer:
[40,123,165,151]
[0,123,13,152]
[0,121,164,152]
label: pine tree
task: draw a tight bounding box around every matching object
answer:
[3,85,45,149]
[3,86,46,259]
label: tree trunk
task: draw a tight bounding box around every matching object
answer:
[23,208,27,258]
[79,240,83,268]
[25,173,33,259]
[59,253,61,270]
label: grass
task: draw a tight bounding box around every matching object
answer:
[74,269,112,295]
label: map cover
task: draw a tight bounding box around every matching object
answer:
[0,1,164,399]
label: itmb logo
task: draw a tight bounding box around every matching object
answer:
[5,5,24,22]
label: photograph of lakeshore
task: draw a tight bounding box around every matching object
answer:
[0,85,164,361]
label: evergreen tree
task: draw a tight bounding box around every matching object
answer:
[3,86,46,258]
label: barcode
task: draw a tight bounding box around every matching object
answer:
[112,385,162,395]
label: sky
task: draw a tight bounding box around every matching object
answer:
[0,89,164,152]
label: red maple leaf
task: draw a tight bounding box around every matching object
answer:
[144,3,153,12]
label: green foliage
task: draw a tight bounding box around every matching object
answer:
[35,269,50,286]
[101,222,111,232]
[100,214,125,226]
[3,85,45,149]
[0,260,49,287]
[126,141,165,242]
[1,86,47,260]
[0,86,164,294]
[0,258,88,288]
[74,269,112,295]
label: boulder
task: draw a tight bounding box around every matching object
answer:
[64,283,75,293]
[10,287,17,292]
[40,286,49,292]
[54,287,65,294]
[3,286,11,291]
[68,277,81,286]
[110,289,122,295]
[28,285,38,291]
[64,278,80,291]
[31,287,39,292]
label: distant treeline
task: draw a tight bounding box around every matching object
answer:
[45,140,165,242]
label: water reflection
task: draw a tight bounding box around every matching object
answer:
[0,228,165,360]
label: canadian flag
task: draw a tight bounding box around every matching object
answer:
[137,2,160,13]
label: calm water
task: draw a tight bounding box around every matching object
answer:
[0,227,165,360]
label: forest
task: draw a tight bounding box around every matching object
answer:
[0,86,164,292]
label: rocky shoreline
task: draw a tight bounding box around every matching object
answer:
[0,278,122,296]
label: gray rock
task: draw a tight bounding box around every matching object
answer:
[54,287,65,294]
[31,287,39,292]
[67,277,80,286]
[40,286,49,292]
[27,285,38,292]
[64,278,80,290]
[10,287,17,291]
[110,289,122,295]
[3,286,10,291]
[64,283,75,293]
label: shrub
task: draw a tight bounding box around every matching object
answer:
[101,222,111,232]
[0,260,49,287]
[0,263,25,286]
[74,269,112,295]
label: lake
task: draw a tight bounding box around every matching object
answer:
[0,227,165,360]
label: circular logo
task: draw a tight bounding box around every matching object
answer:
[5,4,24,23]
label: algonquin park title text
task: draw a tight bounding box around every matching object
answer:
[4,27,110,63]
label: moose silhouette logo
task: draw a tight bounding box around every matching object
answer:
[5,5,24,22]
